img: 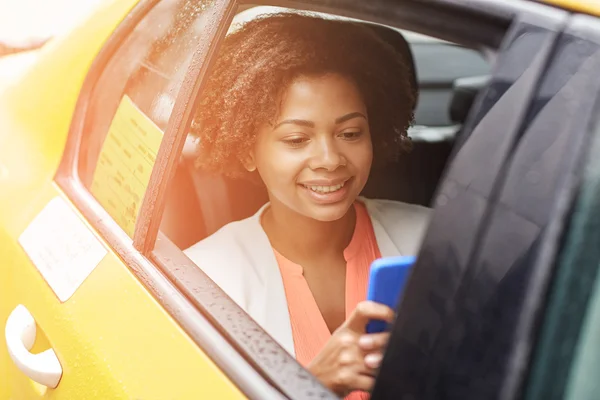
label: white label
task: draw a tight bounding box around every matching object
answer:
[19,197,108,302]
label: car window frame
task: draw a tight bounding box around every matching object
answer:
[54,0,526,398]
[54,0,288,398]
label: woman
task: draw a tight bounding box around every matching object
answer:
[185,12,430,397]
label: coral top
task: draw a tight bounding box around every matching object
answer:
[273,202,382,399]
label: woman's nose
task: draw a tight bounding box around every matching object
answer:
[309,138,346,171]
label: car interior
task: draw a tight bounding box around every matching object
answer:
[159,7,491,250]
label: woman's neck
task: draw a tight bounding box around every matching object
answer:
[261,200,356,263]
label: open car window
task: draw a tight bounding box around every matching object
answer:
[148,2,519,398]
[147,2,521,396]
[160,5,494,249]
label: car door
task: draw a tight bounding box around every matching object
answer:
[518,13,600,400]
[0,0,256,398]
[375,3,600,400]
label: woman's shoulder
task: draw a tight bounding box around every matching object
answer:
[362,197,431,221]
[183,213,268,309]
[185,214,259,261]
[361,197,432,256]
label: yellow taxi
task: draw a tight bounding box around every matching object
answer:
[1,0,600,399]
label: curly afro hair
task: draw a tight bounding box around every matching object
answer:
[191,12,416,178]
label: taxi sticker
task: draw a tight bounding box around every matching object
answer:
[19,197,108,302]
[90,95,164,237]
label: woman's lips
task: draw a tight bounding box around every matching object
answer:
[299,178,352,204]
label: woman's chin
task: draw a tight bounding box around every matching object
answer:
[302,200,355,222]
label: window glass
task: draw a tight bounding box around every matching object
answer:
[525,104,600,400]
[77,0,217,236]
[565,276,600,399]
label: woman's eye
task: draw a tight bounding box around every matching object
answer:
[339,131,362,140]
[282,137,308,147]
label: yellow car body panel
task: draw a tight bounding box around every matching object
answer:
[0,0,244,398]
[541,0,600,16]
[1,187,244,400]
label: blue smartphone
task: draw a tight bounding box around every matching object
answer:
[366,255,416,333]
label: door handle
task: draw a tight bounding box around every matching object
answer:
[5,305,62,388]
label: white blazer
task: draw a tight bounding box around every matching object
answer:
[185,197,431,357]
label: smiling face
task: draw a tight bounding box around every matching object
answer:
[245,73,373,222]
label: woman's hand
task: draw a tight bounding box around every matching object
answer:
[307,301,395,397]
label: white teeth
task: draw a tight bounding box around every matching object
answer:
[304,181,346,194]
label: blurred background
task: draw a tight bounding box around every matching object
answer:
[0,0,102,86]
[0,0,101,55]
